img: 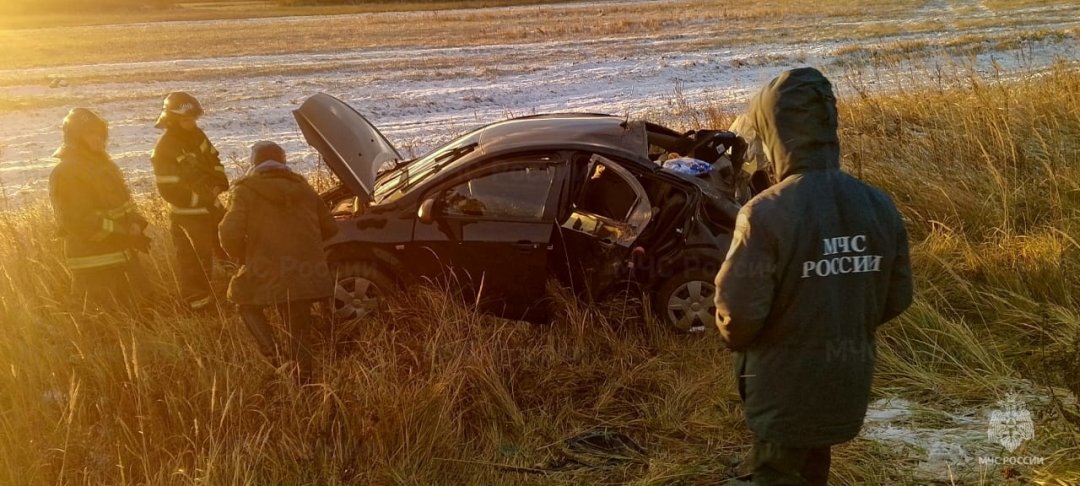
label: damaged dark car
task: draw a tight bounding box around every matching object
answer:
[293,93,744,330]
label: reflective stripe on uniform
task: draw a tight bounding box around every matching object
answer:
[190,192,200,207]
[67,251,130,270]
[200,140,209,152]
[213,166,225,173]
[96,201,138,220]
[171,206,210,216]
[156,175,181,184]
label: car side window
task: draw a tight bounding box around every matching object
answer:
[437,164,557,221]
[575,159,638,221]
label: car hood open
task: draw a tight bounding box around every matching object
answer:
[293,93,401,204]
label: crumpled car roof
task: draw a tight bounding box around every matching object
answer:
[473,114,649,162]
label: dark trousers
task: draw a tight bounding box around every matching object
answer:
[748,438,831,486]
[239,300,315,384]
[72,260,145,310]
[170,215,216,305]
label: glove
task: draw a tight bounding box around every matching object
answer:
[125,224,151,253]
[128,233,151,253]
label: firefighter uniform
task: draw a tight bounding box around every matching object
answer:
[151,125,229,309]
[49,109,149,308]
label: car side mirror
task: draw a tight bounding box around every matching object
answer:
[418,198,436,224]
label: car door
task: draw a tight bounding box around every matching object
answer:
[555,153,653,298]
[410,152,565,320]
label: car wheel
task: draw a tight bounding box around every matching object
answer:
[654,267,718,333]
[331,261,394,321]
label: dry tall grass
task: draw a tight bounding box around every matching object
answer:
[2,65,1079,484]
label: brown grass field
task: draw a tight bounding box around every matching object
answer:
[1,0,1080,484]
[0,0,584,28]
[9,0,1080,71]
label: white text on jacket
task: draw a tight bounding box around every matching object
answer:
[802,235,882,278]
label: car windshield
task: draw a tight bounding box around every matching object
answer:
[373,132,480,204]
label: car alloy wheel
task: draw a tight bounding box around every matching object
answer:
[333,276,382,321]
[665,279,717,333]
[330,261,394,321]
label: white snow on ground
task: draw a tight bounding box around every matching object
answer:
[863,397,991,481]
[0,1,1077,198]
[862,388,1078,483]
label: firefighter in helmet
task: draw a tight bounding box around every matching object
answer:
[150,92,230,310]
[49,108,150,308]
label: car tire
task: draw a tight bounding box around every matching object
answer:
[331,261,395,321]
[653,266,719,333]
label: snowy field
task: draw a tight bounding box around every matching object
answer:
[0,0,1077,200]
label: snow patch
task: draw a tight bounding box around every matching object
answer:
[861,388,1077,483]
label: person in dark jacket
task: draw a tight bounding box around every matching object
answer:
[219,141,339,383]
[49,108,151,309]
[151,92,229,310]
[714,68,914,485]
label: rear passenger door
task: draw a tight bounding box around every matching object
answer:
[555,153,653,297]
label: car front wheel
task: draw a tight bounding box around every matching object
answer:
[654,267,718,333]
[331,261,394,321]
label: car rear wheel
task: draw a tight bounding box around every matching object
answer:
[654,267,718,333]
[331,261,394,321]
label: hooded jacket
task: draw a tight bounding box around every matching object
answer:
[218,161,339,306]
[49,144,147,271]
[151,126,228,217]
[714,68,913,447]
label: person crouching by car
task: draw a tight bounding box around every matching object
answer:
[218,141,339,384]
[49,108,151,311]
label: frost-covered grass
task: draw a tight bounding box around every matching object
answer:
[2,0,1077,199]
[1,63,1079,484]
